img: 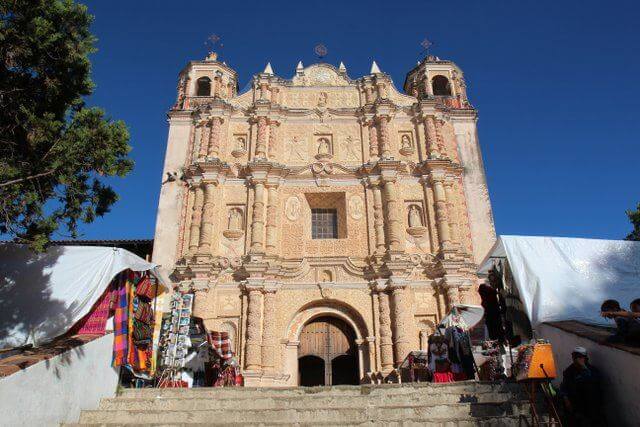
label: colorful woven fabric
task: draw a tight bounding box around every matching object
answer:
[70,284,113,335]
[208,331,233,360]
[112,272,129,367]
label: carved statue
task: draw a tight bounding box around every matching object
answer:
[401,135,412,150]
[236,136,246,151]
[228,209,243,231]
[408,205,423,227]
[342,136,359,160]
[317,138,331,155]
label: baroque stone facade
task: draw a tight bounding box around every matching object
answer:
[152,51,496,386]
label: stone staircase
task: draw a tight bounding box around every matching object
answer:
[67,381,536,426]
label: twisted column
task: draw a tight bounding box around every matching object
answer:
[268,120,279,160]
[371,184,386,253]
[368,121,379,159]
[434,119,447,157]
[250,180,266,253]
[390,285,413,365]
[430,174,451,249]
[261,289,277,371]
[244,288,263,370]
[377,116,391,158]
[377,290,394,373]
[265,185,279,253]
[188,185,204,252]
[255,116,268,159]
[197,122,210,159]
[207,117,222,158]
[364,85,374,104]
[381,178,404,252]
[444,181,459,244]
[423,116,440,158]
[445,285,460,310]
[259,83,269,101]
[198,182,216,253]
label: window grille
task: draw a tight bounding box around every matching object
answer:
[311,208,338,239]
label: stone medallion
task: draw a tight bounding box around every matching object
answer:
[348,195,364,220]
[285,196,301,221]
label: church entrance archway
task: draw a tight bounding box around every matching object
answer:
[297,316,359,386]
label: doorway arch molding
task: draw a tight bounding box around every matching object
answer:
[283,299,370,385]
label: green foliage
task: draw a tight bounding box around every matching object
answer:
[626,203,640,241]
[0,0,133,250]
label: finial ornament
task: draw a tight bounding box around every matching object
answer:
[370,61,381,74]
[338,61,346,72]
[205,34,223,60]
[263,62,274,75]
[296,61,304,71]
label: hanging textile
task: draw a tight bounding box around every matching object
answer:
[208,331,233,360]
[69,283,114,336]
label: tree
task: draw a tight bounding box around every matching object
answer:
[0,0,133,250]
[626,203,640,241]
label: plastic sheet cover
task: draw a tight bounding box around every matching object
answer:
[479,236,640,327]
[0,244,170,348]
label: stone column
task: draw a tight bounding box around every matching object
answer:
[207,117,222,158]
[265,184,279,254]
[377,116,391,158]
[259,83,269,101]
[371,184,386,253]
[188,185,204,252]
[376,81,388,99]
[434,119,447,157]
[250,180,266,253]
[390,284,413,365]
[377,289,394,373]
[368,121,379,159]
[445,284,460,309]
[197,122,210,159]
[381,178,404,252]
[430,174,451,249]
[213,76,222,98]
[261,289,277,372]
[444,181,459,244]
[270,87,279,104]
[364,85,374,104]
[198,182,216,253]
[423,116,440,158]
[255,116,268,159]
[268,120,278,160]
[244,287,263,370]
[424,77,434,97]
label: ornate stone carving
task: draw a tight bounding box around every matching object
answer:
[255,116,268,159]
[223,207,244,240]
[231,134,248,158]
[286,136,307,162]
[341,136,359,161]
[391,285,413,365]
[188,185,204,252]
[285,196,301,221]
[348,195,364,220]
[315,136,333,160]
[249,181,266,253]
[198,183,216,253]
[406,204,428,238]
[377,290,394,372]
[261,289,277,371]
[399,133,414,156]
[244,288,263,370]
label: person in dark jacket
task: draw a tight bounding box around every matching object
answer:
[560,347,606,426]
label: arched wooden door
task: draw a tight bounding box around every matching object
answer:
[298,316,358,386]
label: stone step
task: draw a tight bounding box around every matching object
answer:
[118,382,522,400]
[99,391,522,411]
[79,401,530,424]
[65,415,527,426]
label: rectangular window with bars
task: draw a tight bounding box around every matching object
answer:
[311,208,338,239]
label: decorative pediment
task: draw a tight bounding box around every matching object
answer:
[292,64,351,87]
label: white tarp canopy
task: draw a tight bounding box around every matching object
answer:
[479,235,640,327]
[0,244,170,348]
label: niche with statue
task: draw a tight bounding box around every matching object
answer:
[222,207,245,240]
[315,135,333,161]
[406,203,428,237]
[231,134,248,158]
[399,132,415,156]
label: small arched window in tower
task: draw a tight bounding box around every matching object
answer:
[196,77,212,96]
[432,75,452,96]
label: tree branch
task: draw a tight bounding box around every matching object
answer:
[0,169,56,188]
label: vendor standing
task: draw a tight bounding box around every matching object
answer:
[559,347,606,426]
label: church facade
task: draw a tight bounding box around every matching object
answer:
[152,51,495,386]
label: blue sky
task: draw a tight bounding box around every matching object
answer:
[76,0,639,241]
